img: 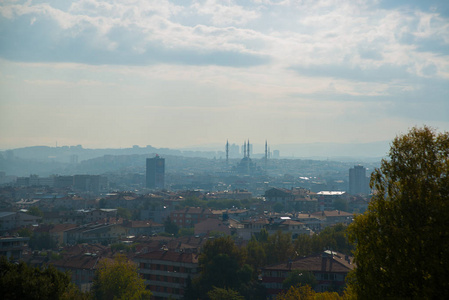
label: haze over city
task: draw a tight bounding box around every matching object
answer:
[0,0,448,151]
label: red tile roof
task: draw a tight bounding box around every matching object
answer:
[136,250,199,264]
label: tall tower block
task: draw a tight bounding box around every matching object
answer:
[146,155,165,189]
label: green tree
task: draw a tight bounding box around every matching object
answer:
[333,198,348,212]
[282,270,317,290]
[178,227,194,237]
[183,197,207,208]
[245,239,267,275]
[273,202,284,213]
[91,254,151,300]
[196,236,249,297]
[347,126,449,299]
[28,206,43,217]
[255,228,269,243]
[276,284,345,300]
[0,256,72,299]
[266,230,294,265]
[29,232,57,250]
[17,227,33,237]
[116,207,132,220]
[164,217,179,235]
[276,285,316,300]
[207,287,245,300]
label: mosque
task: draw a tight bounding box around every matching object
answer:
[226,140,269,175]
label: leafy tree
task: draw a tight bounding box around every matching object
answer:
[276,285,315,300]
[17,227,33,237]
[99,198,107,209]
[317,224,353,255]
[28,206,43,217]
[266,230,294,265]
[116,207,132,220]
[0,256,72,299]
[333,198,348,212]
[91,254,151,300]
[245,239,267,276]
[276,284,345,300]
[282,270,317,290]
[255,228,269,243]
[293,224,353,258]
[273,202,284,213]
[238,280,267,300]
[61,283,91,300]
[183,197,207,208]
[29,232,57,250]
[178,227,194,237]
[207,287,245,300]
[347,126,449,299]
[196,236,249,297]
[164,217,179,235]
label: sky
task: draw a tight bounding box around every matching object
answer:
[0,0,448,151]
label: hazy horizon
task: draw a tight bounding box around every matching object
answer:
[1,1,448,150]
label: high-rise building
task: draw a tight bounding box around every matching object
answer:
[146,155,165,189]
[349,165,370,195]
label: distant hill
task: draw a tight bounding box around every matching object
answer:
[0,142,386,177]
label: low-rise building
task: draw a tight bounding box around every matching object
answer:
[264,187,318,212]
[170,207,216,228]
[310,210,353,228]
[238,216,312,240]
[316,191,347,211]
[64,222,127,245]
[123,220,165,236]
[0,211,41,233]
[0,236,29,260]
[262,250,355,298]
[194,218,231,236]
[135,250,200,300]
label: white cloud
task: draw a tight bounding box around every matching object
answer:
[192,0,260,26]
[0,0,448,149]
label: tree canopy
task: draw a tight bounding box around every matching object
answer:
[193,236,257,299]
[0,256,71,300]
[347,126,449,298]
[91,254,151,300]
[282,270,317,290]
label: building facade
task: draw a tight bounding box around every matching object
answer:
[262,250,354,298]
[146,155,165,189]
[349,165,370,195]
[135,250,200,300]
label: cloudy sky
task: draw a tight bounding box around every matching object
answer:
[0,0,448,151]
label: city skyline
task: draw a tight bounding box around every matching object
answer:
[1,0,448,150]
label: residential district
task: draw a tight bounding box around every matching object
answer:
[0,143,373,299]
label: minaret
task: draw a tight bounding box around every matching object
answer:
[226,140,229,166]
[243,141,246,158]
[265,140,268,166]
